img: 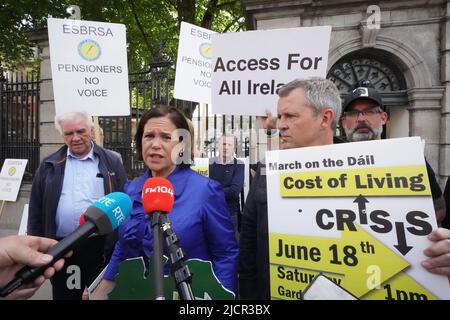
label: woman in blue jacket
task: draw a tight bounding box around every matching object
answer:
[94,106,238,298]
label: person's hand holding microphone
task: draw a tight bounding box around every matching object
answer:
[0,235,71,300]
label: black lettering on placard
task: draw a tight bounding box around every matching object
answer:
[199,70,211,78]
[406,211,432,236]
[214,57,281,72]
[275,238,321,262]
[84,77,99,85]
[62,24,113,37]
[193,79,211,88]
[384,284,428,300]
[77,89,108,97]
[369,210,393,233]
[190,28,211,40]
[287,53,323,70]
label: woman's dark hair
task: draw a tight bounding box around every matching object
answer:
[135,105,192,168]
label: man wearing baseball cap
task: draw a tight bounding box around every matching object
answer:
[341,81,387,142]
[341,81,446,226]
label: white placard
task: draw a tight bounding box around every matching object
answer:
[18,204,29,235]
[0,159,28,201]
[266,137,450,300]
[174,22,215,104]
[211,26,331,116]
[237,157,250,201]
[302,274,358,300]
[48,18,130,116]
[192,157,210,177]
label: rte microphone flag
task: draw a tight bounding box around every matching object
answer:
[0,192,132,298]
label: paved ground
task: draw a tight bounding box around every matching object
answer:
[29,280,52,300]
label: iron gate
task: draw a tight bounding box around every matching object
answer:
[0,63,255,181]
[0,71,40,181]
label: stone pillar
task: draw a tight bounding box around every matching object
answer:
[28,29,63,163]
[407,88,445,177]
[440,1,450,186]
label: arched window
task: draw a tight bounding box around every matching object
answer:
[327,48,408,106]
[327,49,409,139]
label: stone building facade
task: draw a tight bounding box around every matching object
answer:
[241,0,450,186]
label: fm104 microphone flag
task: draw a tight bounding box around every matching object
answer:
[0,192,132,298]
[142,177,175,213]
[142,177,175,299]
[141,177,195,300]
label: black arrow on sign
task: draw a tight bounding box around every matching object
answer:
[394,222,413,256]
[353,195,369,225]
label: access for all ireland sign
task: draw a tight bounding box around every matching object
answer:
[48,18,130,116]
[211,26,331,116]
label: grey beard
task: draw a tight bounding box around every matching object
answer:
[345,125,382,142]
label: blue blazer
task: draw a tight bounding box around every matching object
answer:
[104,167,238,293]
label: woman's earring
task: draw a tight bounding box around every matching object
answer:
[179,151,184,158]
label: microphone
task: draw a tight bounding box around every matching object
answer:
[0,192,132,298]
[142,178,195,300]
[142,177,174,214]
[142,177,174,299]
[79,214,85,226]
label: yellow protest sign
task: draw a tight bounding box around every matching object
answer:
[266,137,450,299]
[269,225,409,299]
[280,165,430,197]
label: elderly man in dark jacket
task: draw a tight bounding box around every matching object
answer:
[28,111,127,300]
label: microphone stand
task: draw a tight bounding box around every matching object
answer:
[150,212,165,300]
[160,214,195,300]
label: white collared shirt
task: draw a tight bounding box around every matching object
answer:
[55,142,105,237]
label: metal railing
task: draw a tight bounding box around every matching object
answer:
[1,62,255,180]
[0,70,40,181]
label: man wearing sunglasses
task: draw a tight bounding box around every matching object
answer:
[341,82,445,226]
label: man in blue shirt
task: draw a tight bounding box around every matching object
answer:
[28,111,127,300]
[209,134,245,233]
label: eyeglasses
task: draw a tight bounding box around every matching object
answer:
[343,106,383,118]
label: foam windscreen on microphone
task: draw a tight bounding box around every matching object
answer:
[79,214,85,226]
[142,177,175,214]
[84,192,132,234]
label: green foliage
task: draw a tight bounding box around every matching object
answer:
[0,0,246,71]
[0,0,64,69]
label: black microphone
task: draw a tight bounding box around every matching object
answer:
[141,177,175,300]
[142,178,194,300]
[0,192,132,298]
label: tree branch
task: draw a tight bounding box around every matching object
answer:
[222,14,242,33]
[165,0,178,11]
[201,0,218,29]
[216,0,238,10]
[128,0,153,58]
